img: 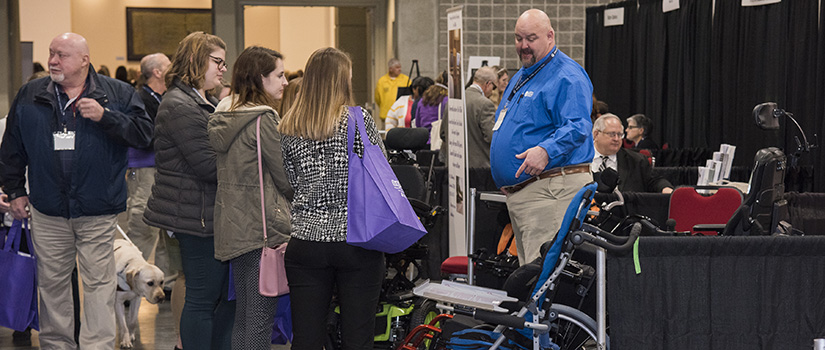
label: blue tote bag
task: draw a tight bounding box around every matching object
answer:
[0,219,39,331]
[346,106,427,253]
[271,294,293,344]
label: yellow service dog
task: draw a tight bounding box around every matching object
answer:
[114,238,165,348]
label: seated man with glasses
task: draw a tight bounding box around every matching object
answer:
[591,113,673,194]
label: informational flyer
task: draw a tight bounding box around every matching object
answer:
[446,6,468,257]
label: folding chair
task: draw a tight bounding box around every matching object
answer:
[667,186,743,235]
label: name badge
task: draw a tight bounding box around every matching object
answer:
[493,108,507,131]
[54,131,76,150]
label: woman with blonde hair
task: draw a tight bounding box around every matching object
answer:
[144,31,234,350]
[490,65,509,105]
[277,76,302,116]
[208,45,292,350]
[279,47,386,350]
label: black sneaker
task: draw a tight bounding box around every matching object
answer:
[12,327,32,346]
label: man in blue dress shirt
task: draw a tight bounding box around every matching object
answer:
[490,9,594,265]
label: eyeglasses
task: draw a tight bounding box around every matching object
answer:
[626,125,641,129]
[209,55,227,70]
[601,131,625,138]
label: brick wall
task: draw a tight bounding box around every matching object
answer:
[436,0,617,73]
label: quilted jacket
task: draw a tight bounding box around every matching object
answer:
[144,78,218,237]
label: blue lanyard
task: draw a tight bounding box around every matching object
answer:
[143,85,161,103]
[506,46,558,103]
[55,85,81,132]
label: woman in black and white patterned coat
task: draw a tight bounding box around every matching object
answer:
[279,47,386,350]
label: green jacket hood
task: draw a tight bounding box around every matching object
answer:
[210,95,279,153]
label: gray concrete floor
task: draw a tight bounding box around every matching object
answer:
[0,300,177,349]
[0,300,292,349]
[0,213,291,349]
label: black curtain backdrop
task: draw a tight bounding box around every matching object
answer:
[663,0,712,150]
[629,0,713,150]
[816,1,825,193]
[585,1,637,118]
[632,0,666,145]
[586,0,823,192]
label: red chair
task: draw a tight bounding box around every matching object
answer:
[639,149,653,166]
[668,187,743,235]
[440,256,470,281]
[440,224,517,281]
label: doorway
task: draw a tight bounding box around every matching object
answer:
[216,0,389,107]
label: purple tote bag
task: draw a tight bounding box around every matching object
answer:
[0,219,39,332]
[346,106,427,253]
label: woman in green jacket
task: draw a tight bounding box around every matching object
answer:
[208,46,292,350]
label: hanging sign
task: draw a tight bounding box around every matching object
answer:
[604,8,625,27]
[446,6,468,258]
[663,0,680,13]
[741,0,781,6]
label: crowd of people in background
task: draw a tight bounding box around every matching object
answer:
[0,7,674,350]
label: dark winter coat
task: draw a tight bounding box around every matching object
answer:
[144,78,219,237]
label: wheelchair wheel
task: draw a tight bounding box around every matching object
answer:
[409,299,441,349]
[410,298,439,326]
[548,303,607,350]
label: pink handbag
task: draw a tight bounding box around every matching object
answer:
[255,115,289,297]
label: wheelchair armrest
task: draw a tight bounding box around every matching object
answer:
[692,224,725,234]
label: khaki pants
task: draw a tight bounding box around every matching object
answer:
[126,167,173,282]
[30,207,117,350]
[505,171,592,265]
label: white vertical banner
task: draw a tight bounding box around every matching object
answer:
[446,6,468,257]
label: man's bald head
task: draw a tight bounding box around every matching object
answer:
[514,9,555,68]
[140,53,171,93]
[472,66,497,97]
[517,9,552,32]
[48,32,90,86]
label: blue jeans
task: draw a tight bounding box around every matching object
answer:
[175,233,235,350]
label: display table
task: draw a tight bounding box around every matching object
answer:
[607,235,825,350]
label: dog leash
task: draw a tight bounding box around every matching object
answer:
[116,224,135,245]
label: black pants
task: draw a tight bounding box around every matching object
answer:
[284,238,384,350]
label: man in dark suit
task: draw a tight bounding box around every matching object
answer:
[441,66,497,168]
[591,114,673,193]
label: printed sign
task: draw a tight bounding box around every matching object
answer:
[446,6,468,257]
[742,0,781,6]
[604,7,625,27]
[663,0,680,13]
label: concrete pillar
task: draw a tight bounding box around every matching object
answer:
[1,0,22,114]
[396,0,438,80]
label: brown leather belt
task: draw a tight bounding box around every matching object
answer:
[503,163,591,194]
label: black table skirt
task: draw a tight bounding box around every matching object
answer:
[607,235,825,350]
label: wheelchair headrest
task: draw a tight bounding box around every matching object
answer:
[385,127,430,151]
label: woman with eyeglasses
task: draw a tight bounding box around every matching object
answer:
[144,31,235,350]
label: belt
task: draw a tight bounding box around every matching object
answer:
[503,163,591,194]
